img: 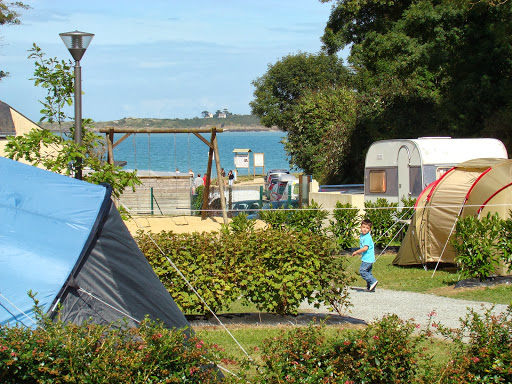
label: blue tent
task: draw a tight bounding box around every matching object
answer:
[0,157,189,330]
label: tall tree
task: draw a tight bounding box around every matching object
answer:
[285,87,357,184]
[0,1,29,81]
[321,0,512,154]
[250,52,350,131]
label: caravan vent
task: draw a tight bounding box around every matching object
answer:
[376,154,383,160]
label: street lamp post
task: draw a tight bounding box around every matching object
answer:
[59,31,94,180]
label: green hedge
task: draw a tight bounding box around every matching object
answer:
[451,213,512,281]
[136,228,353,316]
[0,299,227,383]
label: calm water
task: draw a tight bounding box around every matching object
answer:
[111,131,295,176]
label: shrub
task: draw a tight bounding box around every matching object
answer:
[364,198,399,247]
[256,315,433,383]
[435,305,512,383]
[192,185,204,215]
[238,229,352,315]
[328,201,360,250]
[259,201,329,234]
[137,230,245,315]
[228,213,256,234]
[285,201,329,235]
[258,204,290,230]
[451,213,506,281]
[136,228,353,316]
[0,299,237,383]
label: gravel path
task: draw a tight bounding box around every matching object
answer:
[299,286,509,330]
[189,287,509,330]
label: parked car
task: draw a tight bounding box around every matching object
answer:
[266,177,281,199]
[265,170,290,190]
[264,169,289,183]
[269,174,298,201]
[230,200,262,217]
[246,200,299,220]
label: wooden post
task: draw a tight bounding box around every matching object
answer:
[212,130,228,225]
[201,140,214,220]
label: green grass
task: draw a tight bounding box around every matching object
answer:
[346,253,512,304]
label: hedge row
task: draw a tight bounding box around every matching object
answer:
[136,227,353,316]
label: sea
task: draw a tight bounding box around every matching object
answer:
[110,130,295,177]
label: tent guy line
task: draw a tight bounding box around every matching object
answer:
[78,288,141,324]
[125,205,256,365]
[0,292,37,328]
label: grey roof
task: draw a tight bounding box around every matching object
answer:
[0,101,16,137]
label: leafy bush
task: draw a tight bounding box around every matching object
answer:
[451,213,511,281]
[435,305,512,383]
[256,315,433,383]
[258,204,290,230]
[192,185,204,215]
[364,198,399,247]
[286,200,328,234]
[137,230,244,315]
[136,228,353,316]
[259,201,329,234]
[228,213,256,234]
[0,299,235,383]
[238,229,352,316]
[328,201,360,250]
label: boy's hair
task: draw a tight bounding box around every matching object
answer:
[361,219,372,228]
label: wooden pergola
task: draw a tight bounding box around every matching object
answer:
[99,126,228,224]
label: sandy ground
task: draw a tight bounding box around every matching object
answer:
[124,177,267,235]
[124,214,266,235]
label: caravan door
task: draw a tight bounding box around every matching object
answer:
[397,146,410,205]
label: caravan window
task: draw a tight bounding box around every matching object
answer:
[369,170,386,193]
[409,166,422,196]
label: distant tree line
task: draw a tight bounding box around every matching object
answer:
[251,0,512,184]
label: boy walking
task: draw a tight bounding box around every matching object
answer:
[352,219,378,292]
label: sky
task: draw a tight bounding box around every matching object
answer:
[0,0,348,123]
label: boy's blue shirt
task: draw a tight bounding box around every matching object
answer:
[360,232,375,263]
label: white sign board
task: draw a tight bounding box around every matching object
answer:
[234,153,249,168]
[254,153,264,167]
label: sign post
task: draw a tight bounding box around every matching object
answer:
[233,149,251,177]
[253,152,265,176]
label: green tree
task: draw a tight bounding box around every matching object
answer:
[321,0,512,155]
[285,87,357,184]
[27,44,74,129]
[250,52,350,132]
[0,1,29,81]
[5,44,140,199]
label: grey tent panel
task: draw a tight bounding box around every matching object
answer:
[55,202,190,330]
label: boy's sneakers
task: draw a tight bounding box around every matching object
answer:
[369,281,378,292]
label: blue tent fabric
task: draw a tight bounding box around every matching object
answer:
[0,157,109,326]
[0,157,190,331]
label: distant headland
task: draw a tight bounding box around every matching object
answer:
[41,115,279,132]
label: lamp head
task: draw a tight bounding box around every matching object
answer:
[59,31,94,61]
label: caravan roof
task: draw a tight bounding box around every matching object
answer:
[366,137,508,167]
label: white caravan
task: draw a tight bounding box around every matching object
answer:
[364,137,508,205]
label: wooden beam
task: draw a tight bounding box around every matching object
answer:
[202,133,215,220]
[98,127,224,134]
[113,132,132,149]
[213,131,228,225]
